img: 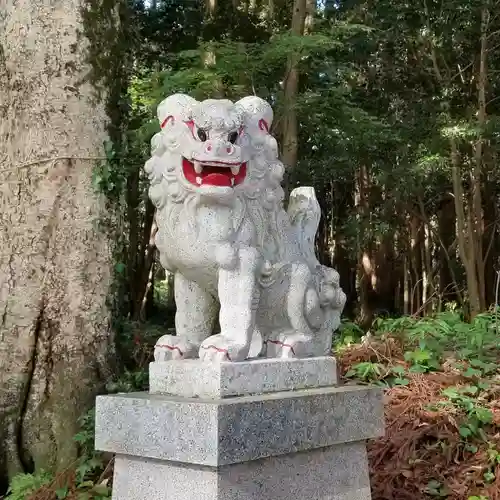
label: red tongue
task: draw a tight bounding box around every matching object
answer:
[203,173,232,187]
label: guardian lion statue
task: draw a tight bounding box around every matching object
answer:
[145,94,346,362]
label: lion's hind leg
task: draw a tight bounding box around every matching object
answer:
[154,272,218,361]
[264,262,324,359]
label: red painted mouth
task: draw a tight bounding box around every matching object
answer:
[182,158,247,188]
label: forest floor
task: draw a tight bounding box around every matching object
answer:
[338,312,500,500]
[6,311,500,500]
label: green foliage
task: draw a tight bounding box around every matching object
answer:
[73,410,98,458]
[345,361,385,381]
[424,479,450,497]
[6,470,53,499]
[375,311,499,363]
[345,361,410,387]
[91,141,127,204]
[106,368,149,393]
[335,320,365,346]
[404,344,441,373]
[440,385,493,440]
[7,409,112,499]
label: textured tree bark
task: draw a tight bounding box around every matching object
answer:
[450,140,482,317]
[482,151,499,307]
[328,180,357,316]
[0,0,115,488]
[437,195,457,303]
[409,213,423,314]
[355,164,377,328]
[471,4,489,311]
[281,0,307,173]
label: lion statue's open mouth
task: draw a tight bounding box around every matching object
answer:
[182,158,247,188]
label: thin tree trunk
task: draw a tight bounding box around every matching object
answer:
[202,0,223,97]
[417,197,434,313]
[403,252,410,315]
[482,151,498,307]
[281,0,307,173]
[437,195,457,303]
[451,140,482,316]
[132,215,157,321]
[425,2,485,317]
[356,164,376,328]
[126,168,140,316]
[409,214,423,314]
[472,4,489,310]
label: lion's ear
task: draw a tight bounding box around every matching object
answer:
[235,96,273,132]
[157,94,198,129]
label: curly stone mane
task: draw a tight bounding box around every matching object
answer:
[144,104,288,263]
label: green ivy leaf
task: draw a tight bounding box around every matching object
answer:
[391,365,406,375]
[115,262,126,274]
[393,377,410,386]
[474,408,493,424]
[56,486,69,499]
[92,483,111,496]
[483,471,495,483]
[459,426,472,438]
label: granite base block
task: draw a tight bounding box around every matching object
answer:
[95,385,383,466]
[149,356,338,398]
[111,442,372,500]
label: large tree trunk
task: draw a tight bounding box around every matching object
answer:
[0,0,118,488]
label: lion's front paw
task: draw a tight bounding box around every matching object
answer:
[154,335,199,361]
[264,332,315,359]
[199,334,250,362]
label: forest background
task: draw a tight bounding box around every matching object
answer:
[1,0,500,498]
[109,0,500,327]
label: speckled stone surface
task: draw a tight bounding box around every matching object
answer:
[149,356,338,398]
[111,442,371,500]
[95,385,384,466]
[146,94,346,364]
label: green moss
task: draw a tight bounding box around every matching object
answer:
[80,0,132,145]
[80,0,133,321]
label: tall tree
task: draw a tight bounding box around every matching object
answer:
[281,0,308,172]
[0,0,128,487]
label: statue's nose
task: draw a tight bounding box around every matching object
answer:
[204,140,235,156]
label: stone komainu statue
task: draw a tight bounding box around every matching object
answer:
[144,94,346,362]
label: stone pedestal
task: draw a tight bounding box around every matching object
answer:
[95,357,384,500]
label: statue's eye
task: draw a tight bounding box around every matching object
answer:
[228,131,238,144]
[197,128,207,142]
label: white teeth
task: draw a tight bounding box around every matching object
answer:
[230,165,240,176]
[196,176,202,185]
[194,161,203,174]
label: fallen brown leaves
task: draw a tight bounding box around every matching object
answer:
[338,337,500,500]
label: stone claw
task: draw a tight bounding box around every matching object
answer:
[265,332,315,359]
[199,334,250,362]
[154,334,199,361]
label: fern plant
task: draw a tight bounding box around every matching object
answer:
[6,470,53,500]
